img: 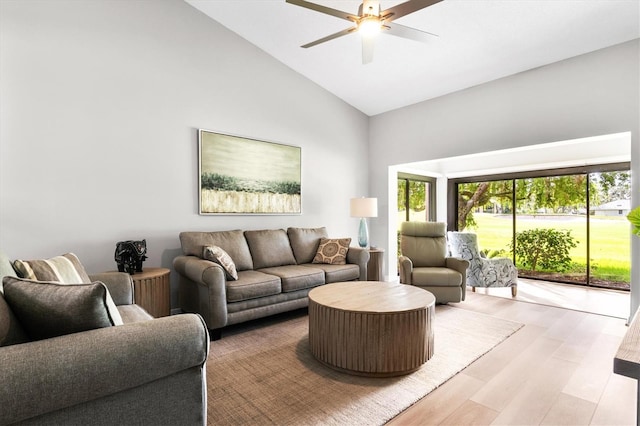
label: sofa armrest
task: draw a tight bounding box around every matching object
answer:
[0,314,209,425]
[89,271,134,305]
[346,247,370,281]
[398,255,413,284]
[446,257,470,300]
[173,255,228,330]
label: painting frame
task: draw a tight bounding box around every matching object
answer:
[198,129,302,215]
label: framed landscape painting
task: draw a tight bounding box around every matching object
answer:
[199,130,301,214]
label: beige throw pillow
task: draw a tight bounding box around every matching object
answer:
[203,245,238,280]
[13,253,91,283]
[312,238,351,265]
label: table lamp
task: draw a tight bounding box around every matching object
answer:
[350,197,378,248]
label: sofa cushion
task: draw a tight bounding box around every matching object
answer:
[226,270,282,303]
[2,277,122,341]
[411,267,463,287]
[287,227,328,264]
[0,291,29,346]
[179,230,254,271]
[13,253,91,283]
[203,245,238,280]
[226,288,310,315]
[302,263,360,283]
[312,238,351,265]
[257,265,325,293]
[245,229,296,269]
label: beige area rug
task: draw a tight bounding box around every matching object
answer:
[207,306,523,425]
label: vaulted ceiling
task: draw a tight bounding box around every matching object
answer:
[187,0,640,116]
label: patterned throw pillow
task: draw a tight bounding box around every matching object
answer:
[203,245,238,280]
[3,277,122,341]
[312,238,351,265]
[12,253,123,325]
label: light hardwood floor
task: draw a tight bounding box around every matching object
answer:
[388,290,637,426]
[473,278,631,320]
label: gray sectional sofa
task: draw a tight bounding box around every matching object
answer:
[173,227,369,339]
[0,251,209,426]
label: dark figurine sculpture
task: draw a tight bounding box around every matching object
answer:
[114,239,148,274]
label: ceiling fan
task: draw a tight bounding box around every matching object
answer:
[286,0,442,64]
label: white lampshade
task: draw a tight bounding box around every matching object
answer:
[350,197,378,218]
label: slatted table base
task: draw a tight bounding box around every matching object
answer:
[308,281,435,377]
[130,267,171,318]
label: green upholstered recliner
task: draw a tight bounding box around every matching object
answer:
[398,222,469,304]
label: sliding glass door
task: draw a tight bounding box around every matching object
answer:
[450,164,630,290]
[457,180,513,259]
[588,171,632,289]
[514,175,588,286]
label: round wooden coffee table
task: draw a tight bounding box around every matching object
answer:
[308,281,435,377]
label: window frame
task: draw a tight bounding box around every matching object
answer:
[447,161,630,288]
[398,173,437,222]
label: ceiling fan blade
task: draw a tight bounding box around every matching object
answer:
[385,22,438,43]
[286,0,359,22]
[362,36,374,64]
[380,0,443,22]
[301,27,357,48]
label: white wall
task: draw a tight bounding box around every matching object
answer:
[369,40,640,319]
[2,1,638,316]
[0,0,369,308]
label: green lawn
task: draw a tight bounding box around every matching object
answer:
[468,213,631,283]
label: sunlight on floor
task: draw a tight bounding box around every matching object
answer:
[469,278,630,319]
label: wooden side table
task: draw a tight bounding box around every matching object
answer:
[367,248,385,281]
[130,267,171,318]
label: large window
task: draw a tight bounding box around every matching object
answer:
[398,174,436,227]
[449,164,631,290]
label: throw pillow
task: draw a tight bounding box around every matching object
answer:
[203,245,238,280]
[2,277,122,341]
[312,238,351,265]
[0,290,29,346]
[12,253,123,325]
[13,253,91,283]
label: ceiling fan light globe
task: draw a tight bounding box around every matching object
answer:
[359,17,381,37]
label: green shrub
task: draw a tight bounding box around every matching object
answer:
[481,248,509,258]
[511,228,577,272]
[628,206,640,236]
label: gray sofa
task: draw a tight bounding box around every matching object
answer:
[173,227,369,339]
[0,251,209,426]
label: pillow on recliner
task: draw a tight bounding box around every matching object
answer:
[2,276,122,341]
